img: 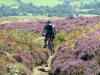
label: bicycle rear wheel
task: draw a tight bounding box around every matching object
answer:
[48,38,54,55]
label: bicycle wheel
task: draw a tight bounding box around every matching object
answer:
[48,38,52,50]
[48,38,54,55]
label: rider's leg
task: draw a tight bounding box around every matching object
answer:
[44,33,48,48]
[44,38,47,48]
[49,32,55,54]
[52,32,55,53]
[51,32,55,45]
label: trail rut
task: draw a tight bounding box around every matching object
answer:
[32,55,54,75]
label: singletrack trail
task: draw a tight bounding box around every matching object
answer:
[32,55,54,75]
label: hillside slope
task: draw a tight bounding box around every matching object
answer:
[0,0,64,7]
[0,0,100,17]
[0,16,100,75]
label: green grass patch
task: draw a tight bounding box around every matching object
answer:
[3,15,61,19]
[0,0,18,6]
[6,15,48,18]
[70,0,94,7]
[76,9,93,12]
[0,0,64,7]
[21,0,64,7]
[11,5,19,9]
[0,29,45,53]
[79,14,99,17]
[9,29,44,51]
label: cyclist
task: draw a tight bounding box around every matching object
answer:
[42,20,56,48]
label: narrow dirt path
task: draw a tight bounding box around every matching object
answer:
[32,55,54,75]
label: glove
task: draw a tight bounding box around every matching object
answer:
[42,33,45,36]
[55,32,56,35]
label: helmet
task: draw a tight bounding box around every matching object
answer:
[47,20,51,25]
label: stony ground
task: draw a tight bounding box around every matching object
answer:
[33,55,54,75]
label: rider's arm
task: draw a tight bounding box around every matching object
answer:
[53,25,56,34]
[42,29,46,36]
[54,28,56,33]
[42,25,46,35]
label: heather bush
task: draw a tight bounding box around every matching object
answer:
[13,49,51,70]
[54,30,68,46]
[0,56,8,75]
[0,29,51,75]
[0,29,45,53]
[54,26,88,50]
[51,33,100,75]
[10,29,44,51]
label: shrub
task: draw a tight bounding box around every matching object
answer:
[51,33,100,75]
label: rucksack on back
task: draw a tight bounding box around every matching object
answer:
[47,25,53,30]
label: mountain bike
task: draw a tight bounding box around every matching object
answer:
[47,36,55,55]
[42,33,55,55]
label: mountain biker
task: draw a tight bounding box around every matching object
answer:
[42,20,56,48]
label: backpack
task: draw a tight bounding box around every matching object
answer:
[47,25,53,31]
